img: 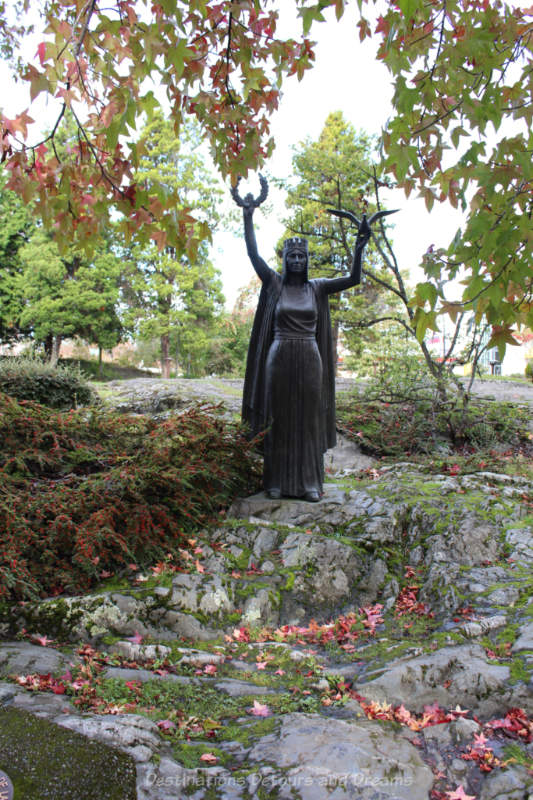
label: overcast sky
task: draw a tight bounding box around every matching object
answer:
[215,4,465,307]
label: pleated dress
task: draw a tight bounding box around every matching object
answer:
[263,282,324,497]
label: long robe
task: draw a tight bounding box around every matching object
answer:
[242,271,336,494]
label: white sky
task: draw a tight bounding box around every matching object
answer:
[214,4,466,308]
[0,3,468,309]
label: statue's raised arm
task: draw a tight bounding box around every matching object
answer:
[322,207,398,295]
[231,174,271,284]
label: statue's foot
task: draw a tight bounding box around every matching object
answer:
[266,488,281,500]
[304,490,321,503]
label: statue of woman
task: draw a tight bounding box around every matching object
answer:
[233,175,373,503]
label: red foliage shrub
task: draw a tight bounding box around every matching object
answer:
[0,393,261,600]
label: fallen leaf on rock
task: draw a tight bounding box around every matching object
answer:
[250,700,271,717]
[450,705,469,718]
[232,627,250,642]
[486,707,533,742]
[157,719,176,732]
[200,753,218,764]
[126,632,144,645]
[445,786,476,800]
[31,635,54,647]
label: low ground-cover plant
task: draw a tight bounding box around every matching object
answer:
[0,393,261,600]
[0,356,94,408]
[337,391,530,457]
[60,358,157,382]
[342,345,531,456]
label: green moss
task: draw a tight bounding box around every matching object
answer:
[20,597,84,640]
[510,657,529,683]
[0,706,137,800]
[502,742,533,769]
[234,581,270,601]
[283,572,296,591]
[173,742,229,769]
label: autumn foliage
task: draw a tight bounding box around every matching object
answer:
[0,0,530,343]
[0,393,261,600]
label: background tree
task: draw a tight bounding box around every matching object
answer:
[121,111,224,378]
[206,278,259,376]
[0,170,34,344]
[278,111,404,365]
[18,230,123,364]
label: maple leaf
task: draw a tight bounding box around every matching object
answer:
[472,733,490,751]
[232,627,250,642]
[450,705,469,718]
[203,664,217,675]
[195,559,205,573]
[423,702,445,720]
[395,704,413,725]
[250,700,271,717]
[126,632,144,645]
[445,786,476,800]
[157,719,176,732]
[274,668,285,675]
[32,635,54,647]
[256,661,267,670]
[200,752,218,764]
[36,42,47,66]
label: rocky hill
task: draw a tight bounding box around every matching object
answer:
[1,378,532,800]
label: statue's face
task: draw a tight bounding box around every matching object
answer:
[285,249,307,273]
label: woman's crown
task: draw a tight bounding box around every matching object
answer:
[283,237,308,252]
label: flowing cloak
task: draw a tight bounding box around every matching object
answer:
[242,271,336,453]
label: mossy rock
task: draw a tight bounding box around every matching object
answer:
[0,707,137,800]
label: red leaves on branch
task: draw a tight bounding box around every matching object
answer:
[0,396,260,600]
[0,1,322,252]
[35,42,47,66]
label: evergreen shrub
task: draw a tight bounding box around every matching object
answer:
[0,394,261,600]
[0,357,94,408]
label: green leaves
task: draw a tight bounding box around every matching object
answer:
[397,0,422,20]
[364,0,533,340]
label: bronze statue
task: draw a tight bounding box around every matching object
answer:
[232,174,394,502]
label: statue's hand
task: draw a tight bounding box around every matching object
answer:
[356,215,372,249]
[230,174,269,216]
[242,192,255,217]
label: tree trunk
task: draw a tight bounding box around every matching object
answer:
[174,335,180,379]
[98,346,103,379]
[160,334,171,379]
[44,333,53,361]
[50,335,62,367]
